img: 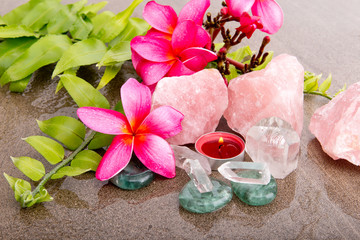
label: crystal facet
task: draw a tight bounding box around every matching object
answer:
[183,159,213,193]
[246,117,300,179]
[309,81,360,166]
[179,178,233,213]
[152,69,228,145]
[110,157,154,190]
[232,172,277,206]
[218,161,270,185]
[224,54,304,137]
[172,145,212,175]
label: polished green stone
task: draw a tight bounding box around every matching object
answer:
[110,158,154,190]
[231,171,277,206]
[179,178,232,213]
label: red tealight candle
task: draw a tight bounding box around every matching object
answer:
[195,132,245,169]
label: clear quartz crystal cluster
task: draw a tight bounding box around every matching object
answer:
[246,117,300,179]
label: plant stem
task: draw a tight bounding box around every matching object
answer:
[31,131,96,197]
[304,91,332,100]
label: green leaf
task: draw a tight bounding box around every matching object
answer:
[3,0,33,25]
[227,46,253,63]
[4,173,32,204]
[304,76,319,93]
[95,0,143,42]
[54,67,79,93]
[0,37,37,78]
[71,150,101,171]
[88,132,115,150]
[14,179,32,204]
[0,34,72,85]
[27,187,53,207]
[0,16,5,26]
[252,51,274,71]
[11,156,45,181]
[60,74,110,109]
[23,135,65,165]
[334,83,347,97]
[47,5,76,34]
[69,0,88,14]
[319,73,332,94]
[70,14,93,40]
[55,80,64,94]
[51,166,89,179]
[52,38,107,78]
[3,173,18,191]
[37,116,86,151]
[79,1,108,17]
[109,17,149,47]
[9,74,32,93]
[99,41,131,66]
[96,63,122,90]
[0,25,40,38]
[21,0,62,31]
[90,11,115,38]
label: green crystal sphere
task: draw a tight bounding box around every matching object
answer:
[179,178,233,213]
[110,157,154,190]
[231,171,277,206]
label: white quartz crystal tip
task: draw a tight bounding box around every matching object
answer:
[218,161,271,185]
[183,159,213,193]
[172,145,212,175]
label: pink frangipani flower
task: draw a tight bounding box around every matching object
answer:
[237,12,263,38]
[225,0,283,34]
[77,78,184,180]
[130,0,217,86]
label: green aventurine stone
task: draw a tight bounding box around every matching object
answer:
[110,158,154,190]
[231,171,277,206]
[179,178,233,213]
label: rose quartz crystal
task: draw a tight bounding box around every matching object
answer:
[152,69,228,145]
[224,54,304,137]
[309,82,360,165]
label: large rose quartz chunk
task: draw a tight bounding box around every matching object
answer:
[224,54,304,137]
[309,82,360,165]
[152,69,228,145]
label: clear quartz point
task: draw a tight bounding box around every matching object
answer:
[218,161,271,185]
[183,159,213,193]
[172,145,211,175]
[246,117,300,179]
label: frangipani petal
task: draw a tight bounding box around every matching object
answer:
[225,0,255,18]
[178,0,210,25]
[77,107,131,135]
[121,78,152,132]
[134,134,176,178]
[167,59,195,77]
[146,28,172,41]
[131,50,142,70]
[131,36,176,62]
[135,60,175,85]
[171,20,197,55]
[194,26,212,49]
[95,135,133,180]
[180,47,217,71]
[251,0,283,34]
[143,1,178,34]
[137,106,184,139]
[172,21,210,55]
